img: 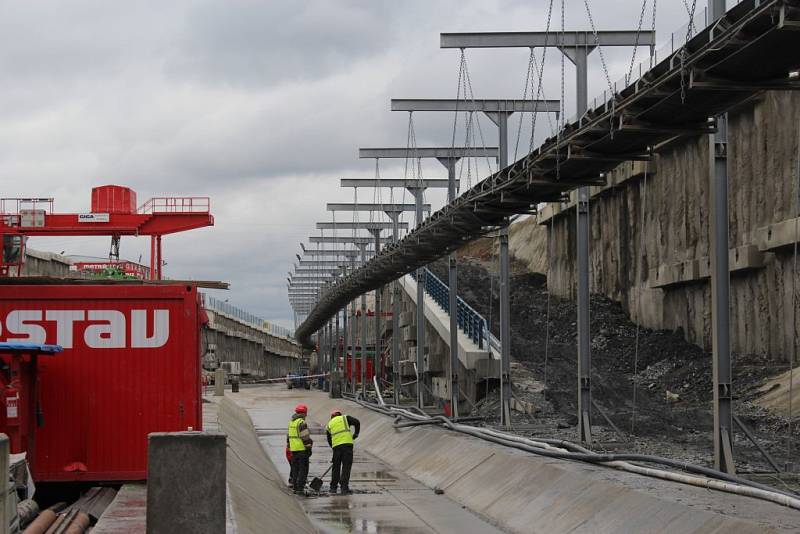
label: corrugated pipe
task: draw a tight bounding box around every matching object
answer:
[355,399,800,510]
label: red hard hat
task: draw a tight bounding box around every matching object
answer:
[295,403,308,414]
[330,409,342,417]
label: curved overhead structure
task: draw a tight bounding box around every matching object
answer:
[296,0,800,347]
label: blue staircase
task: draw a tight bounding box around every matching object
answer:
[410,267,499,353]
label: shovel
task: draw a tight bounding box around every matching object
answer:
[309,464,334,492]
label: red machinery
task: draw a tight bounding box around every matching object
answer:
[0,342,61,461]
[0,282,203,481]
[0,185,213,279]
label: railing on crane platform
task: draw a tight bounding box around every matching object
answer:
[138,197,211,214]
[410,267,499,353]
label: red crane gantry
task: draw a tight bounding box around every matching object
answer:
[0,185,214,279]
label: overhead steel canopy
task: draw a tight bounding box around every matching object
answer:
[296,0,800,349]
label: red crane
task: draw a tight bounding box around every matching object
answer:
[0,185,214,279]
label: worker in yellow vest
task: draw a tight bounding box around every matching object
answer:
[325,409,360,494]
[287,403,313,495]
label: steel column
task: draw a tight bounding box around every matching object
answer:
[390,213,402,404]
[359,244,368,398]
[710,0,735,475]
[444,158,460,420]
[413,189,426,410]
[371,229,383,393]
[566,46,593,444]
[494,111,513,428]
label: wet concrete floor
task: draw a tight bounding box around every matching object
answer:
[239,388,505,533]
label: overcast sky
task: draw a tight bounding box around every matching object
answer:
[2,0,703,330]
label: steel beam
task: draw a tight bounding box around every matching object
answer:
[440,30,655,49]
[341,178,454,189]
[309,236,392,245]
[327,203,430,213]
[391,98,560,114]
[359,147,498,159]
[316,221,410,231]
[302,249,368,257]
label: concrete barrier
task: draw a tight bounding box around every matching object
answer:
[146,432,226,534]
[296,394,800,533]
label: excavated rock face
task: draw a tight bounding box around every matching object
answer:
[511,91,800,363]
[430,252,798,478]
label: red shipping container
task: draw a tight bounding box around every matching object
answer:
[0,283,202,482]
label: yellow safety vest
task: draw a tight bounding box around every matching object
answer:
[288,417,306,452]
[326,415,354,448]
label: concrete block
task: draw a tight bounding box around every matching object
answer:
[730,244,767,273]
[146,432,227,534]
[475,357,500,379]
[399,311,414,328]
[402,326,416,342]
[755,216,800,252]
[214,369,226,396]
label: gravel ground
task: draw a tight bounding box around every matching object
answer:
[428,257,800,489]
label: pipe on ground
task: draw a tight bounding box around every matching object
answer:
[356,399,800,510]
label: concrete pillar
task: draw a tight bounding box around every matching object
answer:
[146,432,226,534]
[214,368,225,396]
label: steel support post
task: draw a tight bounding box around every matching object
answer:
[341,266,348,393]
[489,111,514,428]
[333,311,339,393]
[359,244,368,398]
[413,189,426,410]
[710,0,734,475]
[390,213,402,405]
[564,46,594,444]
[438,158,460,420]
[371,229,383,394]
[350,299,357,394]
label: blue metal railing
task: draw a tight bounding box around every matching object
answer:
[410,267,495,350]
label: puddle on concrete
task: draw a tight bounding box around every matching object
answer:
[310,500,419,534]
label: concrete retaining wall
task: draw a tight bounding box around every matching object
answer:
[525,91,800,361]
[301,395,799,533]
[203,310,301,378]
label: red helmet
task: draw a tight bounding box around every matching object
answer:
[295,403,308,414]
[330,409,342,417]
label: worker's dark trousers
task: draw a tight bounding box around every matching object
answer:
[291,450,310,492]
[330,444,354,490]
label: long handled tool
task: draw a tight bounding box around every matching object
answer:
[309,464,334,492]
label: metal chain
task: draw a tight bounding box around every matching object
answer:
[460,53,496,175]
[626,0,650,86]
[680,0,698,103]
[650,0,658,68]
[527,0,555,154]
[582,0,615,96]
[514,48,536,162]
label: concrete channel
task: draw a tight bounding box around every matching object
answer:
[219,385,800,533]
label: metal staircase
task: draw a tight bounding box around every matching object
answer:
[410,267,500,355]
